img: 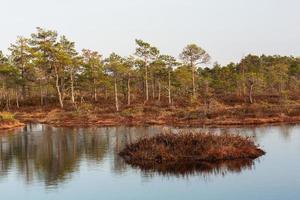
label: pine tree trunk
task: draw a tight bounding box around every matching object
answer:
[249,83,254,104]
[93,78,97,102]
[39,80,43,106]
[158,81,161,102]
[55,66,64,109]
[61,76,65,102]
[152,75,155,99]
[70,68,75,104]
[192,65,196,97]
[144,58,149,102]
[45,86,48,106]
[242,67,246,98]
[168,70,171,105]
[5,90,9,111]
[16,89,19,108]
[22,84,26,101]
[6,97,9,111]
[204,80,209,115]
[127,76,131,106]
[105,87,108,100]
[145,65,149,101]
[8,91,11,109]
[114,77,119,112]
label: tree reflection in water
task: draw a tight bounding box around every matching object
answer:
[0,124,268,186]
[0,124,109,186]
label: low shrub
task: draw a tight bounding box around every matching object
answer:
[120,106,144,117]
[0,112,15,122]
[76,103,94,113]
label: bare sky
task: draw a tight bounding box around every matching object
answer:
[1,0,300,64]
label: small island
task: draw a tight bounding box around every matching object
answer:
[119,132,265,170]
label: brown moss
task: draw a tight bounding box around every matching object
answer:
[119,132,265,168]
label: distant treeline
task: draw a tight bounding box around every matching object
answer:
[0,27,299,111]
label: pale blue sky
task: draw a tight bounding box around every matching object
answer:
[1,0,300,64]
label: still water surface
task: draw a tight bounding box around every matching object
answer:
[0,124,299,200]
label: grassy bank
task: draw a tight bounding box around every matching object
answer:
[119,132,265,169]
[13,101,300,127]
[0,112,24,130]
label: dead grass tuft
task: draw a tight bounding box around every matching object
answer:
[119,132,265,167]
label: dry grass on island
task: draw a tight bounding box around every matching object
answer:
[119,132,265,169]
[0,112,24,130]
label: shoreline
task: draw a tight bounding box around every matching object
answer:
[14,109,300,128]
[0,121,25,130]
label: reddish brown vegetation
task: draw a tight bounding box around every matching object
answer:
[13,102,300,127]
[119,132,265,168]
[0,121,24,130]
[0,112,24,130]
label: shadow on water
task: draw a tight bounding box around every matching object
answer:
[0,124,273,186]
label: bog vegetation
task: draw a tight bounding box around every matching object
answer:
[119,132,265,168]
[0,112,15,122]
[0,27,300,117]
[0,111,24,129]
